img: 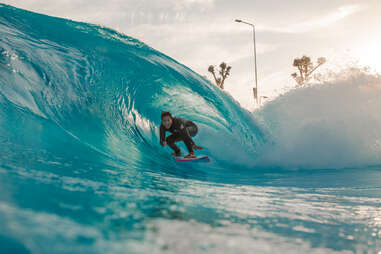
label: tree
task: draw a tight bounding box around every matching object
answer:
[291,56,326,85]
[208,62,232,89]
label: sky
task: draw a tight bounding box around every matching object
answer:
[2,0,381,110]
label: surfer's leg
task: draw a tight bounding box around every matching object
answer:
[184,125,203,151]
[181,126,197,153]
[166,133,182,154]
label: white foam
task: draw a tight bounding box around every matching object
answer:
[255,68,381,169]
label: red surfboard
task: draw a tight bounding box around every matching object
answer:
[174,155,210,162]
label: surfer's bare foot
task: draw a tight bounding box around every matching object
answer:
[184,152,196,158]
[192,145,203,150]
[171,151,182,157]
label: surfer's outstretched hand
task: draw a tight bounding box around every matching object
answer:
[193,144,203,150]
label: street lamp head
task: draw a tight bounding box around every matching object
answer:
[235,19,242,23]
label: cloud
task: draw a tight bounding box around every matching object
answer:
[258,4,366,34]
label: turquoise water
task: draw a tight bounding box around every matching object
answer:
[1,4,381,254]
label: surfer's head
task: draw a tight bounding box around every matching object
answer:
[161,111,173,129]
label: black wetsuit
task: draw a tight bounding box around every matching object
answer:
[160,117,198,153]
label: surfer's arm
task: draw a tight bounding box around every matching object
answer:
[159,124,166,146]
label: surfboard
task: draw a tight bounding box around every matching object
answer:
[174,155,210,162]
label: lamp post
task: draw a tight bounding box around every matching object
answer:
[235,19,259,106]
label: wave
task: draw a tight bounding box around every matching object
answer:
[1,4,381,175]
[0,3,265,179]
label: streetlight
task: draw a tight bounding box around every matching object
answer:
[235,19,259,106]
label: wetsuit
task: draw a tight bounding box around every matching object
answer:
[160,117,198,153]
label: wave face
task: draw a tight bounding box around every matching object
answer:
[1,4,381,254]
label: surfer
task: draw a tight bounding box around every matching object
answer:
[160,111,203,158]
